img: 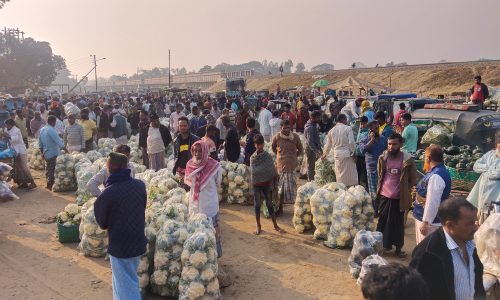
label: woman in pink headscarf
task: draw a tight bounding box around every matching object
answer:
[184,141,231,287]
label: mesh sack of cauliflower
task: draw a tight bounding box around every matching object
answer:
[75,164,99,205]
[86,150,103,163]
[52,154,77,192]
[218,161,229,201]
[148,176,179,203]
[187,213,215,235]
[27,141,45,170]
[225,162,249,204]
[78,198,109,257]
[0,181,19,200]
[138,240,155,295]
[420,124,453,147]
[474,213,500,279]
[150,219,190,297]
[356,254,387,285]
[324,185,375,249]
[97,138,117,156]
[314,159,336,186]
[56,203,82,226]
[130,162,147,174]
[310,185,346,240]
[64,102,81,116]
[179,229,221,300]
[347,230,383,278]
[293,182,318,233]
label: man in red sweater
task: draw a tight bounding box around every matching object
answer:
[469,75,489,106]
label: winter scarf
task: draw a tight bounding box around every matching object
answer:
[184,140,220,202]
[250,150,277,184]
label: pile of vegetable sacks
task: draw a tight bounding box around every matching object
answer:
[85,150,103,163]
[179,213,221,300]
[421,123,453,147]
[75,163,99,205]
[347,230,383,278]
[97,138,117,157]
[223,162,248,204]
[127,135,143,164]
[147,169,179,202]
[27,141,45,170]
[324,185,376,249]
[52,153,77,192]
[78,197,108,257]
[293,182,317,233]
[310,183,346,240]
[64,102,81,116]
[357,254,387,285]
[56,203,82,226]
[314,158,336,186]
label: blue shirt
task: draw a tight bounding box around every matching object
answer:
[443,230,476,300]
[359,134,387,172]
[402,123,418,153]
[38,125,64,160]
[363,110,375,122]
[355,127,369,156]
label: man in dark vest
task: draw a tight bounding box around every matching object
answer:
[413,145,451,244]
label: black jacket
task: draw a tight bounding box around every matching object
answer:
[140,124,172,149]
[410,227,485,300]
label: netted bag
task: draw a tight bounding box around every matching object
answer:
[78,198,108,257]
[86,150,103,163]
[52,154,77,192]
[179,229,221,300]
[348,230,383,278]
[348,185,376,231]
[310,188,336,240]
[314,159,336,186]
[64,102,80,116]
[421,124,452,147]
[324,190,361,248]
[356,254,388,285]
[27,141,45,170]
[226,163,249,204]
[475,213,500,279]
[293,182,318,233]
[150,219,189,297]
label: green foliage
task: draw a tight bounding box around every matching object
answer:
[0,32,66,94]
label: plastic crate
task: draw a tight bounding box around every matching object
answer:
[445,167,480,192]
[57,221,80,243]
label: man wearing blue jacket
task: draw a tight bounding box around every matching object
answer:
[38,115,64,190]
[94,152,147,300]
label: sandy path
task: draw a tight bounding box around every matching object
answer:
[0,172,416,300]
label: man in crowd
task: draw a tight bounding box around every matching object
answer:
[244,118,260,166]
[280,103,296,130]
[400,113,418,154]
[375,111,393,139]
[413,145,451,244]
[14,109,29,147]
[79,108,97,152]
[173,116,199,185]
[410,197,485,300]
[211,102,221,121]
[138,110,150,167]
[340,97,363,122]
[236,104,251,136]
[63,114,84,153]
[127,106,140,136]
[39,115,64,190]
[376,133,416,258]
[304,110,322,181]
[169,103,185,136]
[216,109,229,141]
[110,109,129,145]
[469,75,489,106]
[359,121,388,207]
[258,104,272,142]
[323,114,358,187]
[94,152,147,300]
[30,111,46,138]
[295,105,310,133]
[98,105,112,138]
[355,116,369,189]
[272,119,303,214]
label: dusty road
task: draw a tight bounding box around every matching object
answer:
[0,172,416,300]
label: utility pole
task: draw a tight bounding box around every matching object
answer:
[92,55,98,93]
[168,49,171,88]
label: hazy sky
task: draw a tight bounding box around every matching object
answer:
[1,0,499,77]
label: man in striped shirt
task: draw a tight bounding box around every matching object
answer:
[410,197,485,300]
[63,114,84,153]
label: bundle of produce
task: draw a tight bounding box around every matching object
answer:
[324,185,375,249]
[218,161,229,200]
[0,181,19,201]
[129,149,143,164]
[148,175,179,202]
[97,138,117,156]
[27,141,45,170]
[420,124,452,147]
[347,230,383,278]
[225,162,249,204]
[150,219,189,297]
[75,164,99,205]
[92,157,108,170]
[356,254,387,285]
[56,203,82,226]
[310,186,345,240]
[78,198,108,257]
[179,229,221,300]
[187,213,215,235]
[64,102,80,116]
[52,154,77,192]
[474,213,500,283]
[165,188,189,206]
[314,159,336,186]
[293,182,318,233]
[138,241,155,294]
[130,162,147,174]
[86,150,103,163]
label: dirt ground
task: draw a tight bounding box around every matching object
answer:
[0,171,417,300]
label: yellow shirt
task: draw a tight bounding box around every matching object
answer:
[379,123,387,136]
[78,119,96,141]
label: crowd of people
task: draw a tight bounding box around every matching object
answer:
[2,83,498,300]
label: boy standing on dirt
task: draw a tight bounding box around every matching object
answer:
[250,134,285,235]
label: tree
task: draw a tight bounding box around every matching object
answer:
[295,62,306,73]
[311,63,334,72]
[199,65,212,73]
[0,32,66,94]
[0,0,10,9]
[283,59,293,73]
